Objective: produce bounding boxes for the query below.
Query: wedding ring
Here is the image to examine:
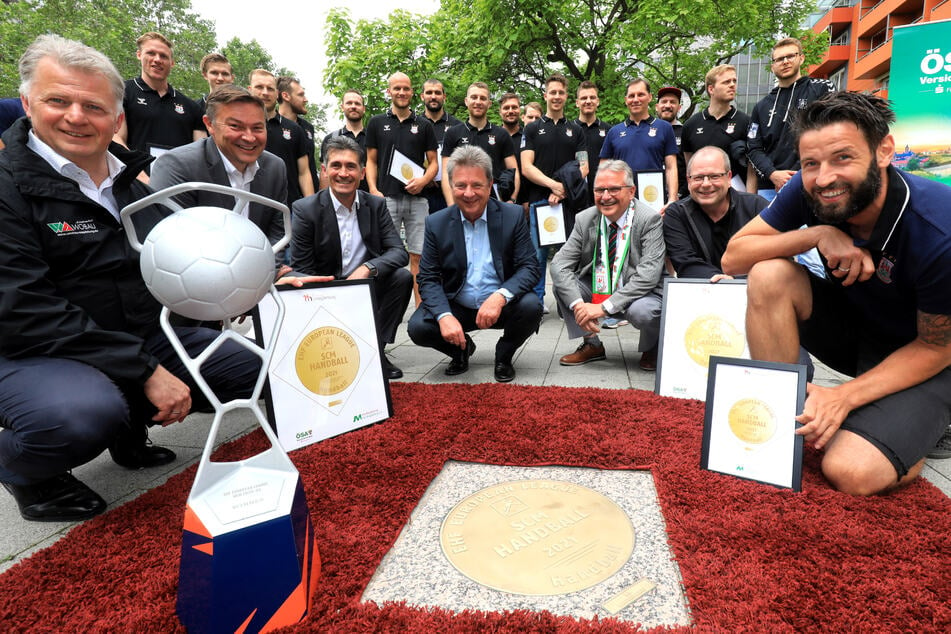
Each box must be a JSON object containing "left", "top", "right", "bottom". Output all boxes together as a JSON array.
[{"left": 837, "top": 267, "right": 850, "bottom": 272}]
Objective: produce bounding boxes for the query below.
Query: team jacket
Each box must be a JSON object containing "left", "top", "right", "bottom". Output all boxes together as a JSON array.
[
  {"left": 0, "top": 118, "right": 167, "bottom": 384},
  {"left": 746, "top": 76, "right": 835, "bottom": 188}
]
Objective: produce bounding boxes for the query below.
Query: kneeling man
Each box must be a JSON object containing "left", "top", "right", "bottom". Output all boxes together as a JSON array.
[
  {"left": 290, "top": 136, "right": 412, "bottom": 379},
  {"left": 408, "top": 146, "right": 541, "bottom": 382},
  {"left": 551, "top": 160, "right": 666, "bottom": 371},
  {"left": 722, "top": 92, "right": 951, "bottom": 495}
]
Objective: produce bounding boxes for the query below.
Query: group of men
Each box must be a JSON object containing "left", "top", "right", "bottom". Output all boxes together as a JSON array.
[{"left": 1, "top": 31, "right": 949, "bottom": 531}]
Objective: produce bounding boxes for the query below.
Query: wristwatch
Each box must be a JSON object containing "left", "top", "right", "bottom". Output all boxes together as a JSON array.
[{"left": 364, "top": 262, "right": 378, "bottom": 278}]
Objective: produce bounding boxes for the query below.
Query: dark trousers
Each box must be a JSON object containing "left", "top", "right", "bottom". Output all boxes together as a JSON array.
[
  {"left": 407, "top": 293, "right": 542, "bottom": 364},
  {"left": 0, "top": 327, "right": 260, "bottom": 485},
  {"left": 374, "top": 268, "right": 414, "bottom": 344}
]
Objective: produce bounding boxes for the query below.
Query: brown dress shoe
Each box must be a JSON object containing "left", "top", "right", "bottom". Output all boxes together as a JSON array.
[
  {"left": 639, "top": 347, "right": 658, "bottom": 371},
  {"left": 559, "top": 340, "right": 606, "bottom": 366}
]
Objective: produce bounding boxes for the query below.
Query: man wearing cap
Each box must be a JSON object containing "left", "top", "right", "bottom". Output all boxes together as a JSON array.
[{"left": 654, "top": 86, "right": 687, "bottom": 199}]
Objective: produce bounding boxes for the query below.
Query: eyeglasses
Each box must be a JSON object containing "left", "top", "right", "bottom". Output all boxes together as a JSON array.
[
  {"left": 772, "top": 53, "right": 800, "bottom": 64},
  {"left": 593, "top": 186, "right": 631, "bottom": 196},
  {"left": 687, "top": 172, "right": 727, "bottom": 184}
]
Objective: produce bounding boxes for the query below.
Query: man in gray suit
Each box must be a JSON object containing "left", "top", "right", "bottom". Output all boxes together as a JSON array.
[
  {"left": 551, "top": 159, "right": 666, "bottom": 371},
  {"left": 290, "top": 136, "right": 412, "bottom": 379},
  {"left": 150, "top": 85, "right": 287, "bottom": 253}
]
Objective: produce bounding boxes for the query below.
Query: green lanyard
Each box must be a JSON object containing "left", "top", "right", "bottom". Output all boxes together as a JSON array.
[{"left": 592, "top": 211, "right": 633, "bottom": 295}]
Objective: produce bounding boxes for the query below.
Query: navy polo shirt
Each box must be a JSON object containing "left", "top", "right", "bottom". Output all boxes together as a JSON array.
[
  {"left": 522, "top": 115, "right": 587, "bottom": 203},
  {"left": 122, "top": 78, "right": 204, "bottom": 157},
  {"left": 265, "top": 114, "right": 308, "bottom": 203},
  {"left": 600, "top": 116, "right": 677, "bottom": 173},
  {"left": 442, "top": 121, "right": 515, "bottom": 179},
  {"left": 365, "top": 110, "right": 438, "bottom": 197},
  {"left": 760, "top": 167, "right": 951, "bottom": 345},
  {"left": 681, "top": 106, "right": 752, "bottom": 176}
]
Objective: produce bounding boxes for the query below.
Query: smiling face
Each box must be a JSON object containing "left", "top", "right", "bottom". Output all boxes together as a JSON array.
[
  {"left": 322, "top": 147, "right": 364, "bottom": 204},
  {"left": 342, "top": 91, "right": 365, "bottom": 123},
  {"left": 136, "top": 38, "right": 174, "bottom": 84},
  {"left": 655, "top": 94, "right": 680, "bottom": 122},
  {"left": 687, "top": 150, "right": 731, "bottom": 213},
  {"left": 248, "top": 72, "right": 278, "bottom": 112},
  {"left": 202, "top": 62, "right": 233, "bottom": 93},
  {"left": 421, "top": 81, "right": 445, "bottom": 114},
  {"left": 206, "top": 101, "right": 267, "bottom": 173},
  {"left": 451, "top": 164, "right": 492, "bottom": 221},
  {"left": 387, "top": 74, "right": 413, "bottom": 110},
  {"left": 625, "top": 81, "right": 651, "bottom": 120},
  {"left": 544, "top": 80, "right": 567, "bottom": 116},
  {"left": 576, "top": 87, "right": 599, "bottom": 117},
  {"left": 799, "top": 121, "right": 891, "bottom": 225},
  {"left": 465, "top": 85, "right": 490, "bottom": 120},
  {"left": 500, "top": 97, "right": 520, "bottom": 126},
  {"left": 593, "top": 168, "right": 634, "bottom": 223},
  {"left": 23, "top": 58, "right": 123, "bottom": 176}
]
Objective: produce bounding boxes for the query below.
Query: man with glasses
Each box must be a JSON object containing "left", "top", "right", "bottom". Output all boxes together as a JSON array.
[
  {"left": 663, "top": 146, "right": 767, "bottom": 281},
  {"left": 746, "top": 37, "right": 835, "bottom": 200},
  {"left": 550, "top": 160, "right": 666, "bottom": 371}
]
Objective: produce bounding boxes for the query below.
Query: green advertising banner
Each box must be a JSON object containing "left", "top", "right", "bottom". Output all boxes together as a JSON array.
[{"left": 889, "top": 20, "right": 951, "bottom": 185}]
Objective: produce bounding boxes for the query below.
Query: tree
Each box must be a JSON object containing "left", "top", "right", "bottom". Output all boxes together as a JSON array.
[
  {"left": 324, "top": 0, "right": 822, "bottom": 124},
  {"left": 1, "top": 0, "right": 217, "bottom": 97},
  {"left": 222, "top": 37, "right": 278, "bottom": 87}
]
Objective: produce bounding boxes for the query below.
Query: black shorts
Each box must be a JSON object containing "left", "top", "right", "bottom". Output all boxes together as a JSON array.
[{"left": 800, "top": 273, "right": 951, "bottom": 476}]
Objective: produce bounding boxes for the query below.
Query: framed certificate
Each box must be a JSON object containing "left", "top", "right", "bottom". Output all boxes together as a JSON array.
[
  {"left": 701, "top": 357, "right": 806, "bottom": 491},
  {"left": 656, "top": 278, "right": 749, "bottom": 400},
  {"left": 635, "top": 171, "right": 664, "bottom": 211},
  {"left": 389, "top": 148, "right": 424, "bottom": 184},
  {"left": 532, "top": 201, "right": 567, "bottom": 247},
  {"left": 253, "top": 279, "right": 392, "bottom": 452}
]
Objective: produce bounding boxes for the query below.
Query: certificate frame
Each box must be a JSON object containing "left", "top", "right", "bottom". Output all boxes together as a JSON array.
[
  {"left": 389, "top": 148, "right": 424, "bottom": 184},
  {"left": 252, "top": 279, "right": 392, "bottom": 452},
  {"left": 701, "top": 356, "right": 806, "bottom": 491},
  {"left": 532, "top": 201, "right": 568, "bottom": 247},
  {"left": 635, "top": 170, "right": 665, "bottom": 211},
  {"left": 656, "top": 278, "right": 749, "bottom": 400}
]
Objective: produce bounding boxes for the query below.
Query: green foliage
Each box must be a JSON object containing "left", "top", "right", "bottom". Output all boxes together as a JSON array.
[
  {"left": 222, "top": 37, "right": 277, "bottom": 87},
  {"left": 324, "top": 0, "right": 824, "bottom": 124}
]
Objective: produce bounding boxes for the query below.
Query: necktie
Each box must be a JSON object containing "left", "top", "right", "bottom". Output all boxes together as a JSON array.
[{"left": 608, "top": 222, "right": 619, "bottom": 265}]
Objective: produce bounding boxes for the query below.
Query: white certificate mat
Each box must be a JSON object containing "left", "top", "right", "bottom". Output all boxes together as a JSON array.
[
  {"left": 254, "top": 280, "right": 392, "bottom": 451},
  {"left": 656, "top": 278, "right": 749, "bottom": 400},
  {"left": 701, "top": 357, "right": 806, "bottom": 491},
  {"left": 389, "top": 148, "right": 424, "bottom": 184},
  {"left": 533, "top": 202, "right": 567, "bottom": 247},
  {"left": 635, "top": 171, "right": 664, "bottom": 211}
]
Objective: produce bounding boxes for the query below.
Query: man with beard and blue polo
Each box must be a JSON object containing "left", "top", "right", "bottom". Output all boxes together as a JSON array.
[
  {"left": 408, "top": 146, "right": 541, "bottom": 383},
  {"left": 722, "top": 92, "right": 951, "bottom": 495}
]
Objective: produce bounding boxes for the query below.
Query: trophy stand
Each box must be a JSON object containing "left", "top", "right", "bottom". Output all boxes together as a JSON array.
[{"left": 121, "top": 184, "right": 320, "bottom": 633}]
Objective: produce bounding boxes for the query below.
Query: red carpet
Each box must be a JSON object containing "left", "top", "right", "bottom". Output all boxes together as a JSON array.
[{"left": 1, "top": 383, "right": 949, "bottom": 632}]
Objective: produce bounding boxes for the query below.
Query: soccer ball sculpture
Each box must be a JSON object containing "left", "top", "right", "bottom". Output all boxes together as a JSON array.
[{"left": 140, "top": 206, "right": 274, "bottom": 321}]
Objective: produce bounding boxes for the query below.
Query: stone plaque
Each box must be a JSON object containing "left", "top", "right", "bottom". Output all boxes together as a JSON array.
[{"left": 439, "top": 479, "right": 635, "bottom": 595}]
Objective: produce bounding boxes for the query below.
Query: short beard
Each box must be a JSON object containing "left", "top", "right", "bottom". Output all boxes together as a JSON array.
[
  {"left": 808, "top": 160, "right": 882, "bottom": 224},
  {"left": 425, "top": 101, "right": 442, "bottom": 113}
]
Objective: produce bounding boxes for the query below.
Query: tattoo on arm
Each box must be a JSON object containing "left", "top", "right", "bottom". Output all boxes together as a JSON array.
[{"left": 918, "top": 311, "right": 951, "bottom": 347}]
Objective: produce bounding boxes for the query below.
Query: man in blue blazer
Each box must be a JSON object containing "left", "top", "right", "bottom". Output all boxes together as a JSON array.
[
  {"left": 150, "top": 85, "right": 287, "bottom": 255},
  {"left": 408, "top": 146, "right": 542, "bottom": 382},
  {"left": 290, "top": 136, "right": 412, "bottom": 379}
]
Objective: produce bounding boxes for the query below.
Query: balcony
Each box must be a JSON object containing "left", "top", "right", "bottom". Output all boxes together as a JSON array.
[
  {"left": 854, "top": 37, "right": 893, "bottom": 79},
  {"left": 814, "top": 6, "right": 857, "bottom": 32},
  {"left": 811, "top": 44, "right": 852, "bottom": 76},
  {"left": 858, "top": 0, "right": 924, "bottom": 37}
]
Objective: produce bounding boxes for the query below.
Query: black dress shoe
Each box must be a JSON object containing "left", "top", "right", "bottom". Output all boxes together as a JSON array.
[
  {"left": 109, "top": 425, "right": 177, "bottom": 470},
  {"left": 382, "top": 358, "right": 403, "bottom": 380},
  {"left": 2, "top": 473, "right": 106, "bottom": 522},
  {"left": 494, "top": 360, "right": 516, "bottom": 383},
  {"left": 445, "top": 336, "right": 476, "bottom": 376}
]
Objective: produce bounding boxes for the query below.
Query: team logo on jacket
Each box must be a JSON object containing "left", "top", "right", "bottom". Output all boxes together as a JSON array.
[
  {"left": 137, "top": 97, "right": 147, "bottom": 105},
  {"left": 48, "top": 219, "right": 98, "bottom": 235},
  {"left": 876, "top": 255, "right": 895, "bottom": 284},
  {"left": 726, "top": 123, "right": 735, "bottom": 134},
  {"left": 748, "top": 123, "right": 759, "bottom": 139},
  {"left": 565, "top": 129, "right": 572, "bottom": 137},
  {"left": 411, "top": 125, "right": 418, "bottom": 134},
  {"left": 648, "top": 127, "right": 657, "bottom": 137},
  {"left": 488, "top": 135, "right": 496, "bottom": 145},
  {"left": 174, "top": 103, "right": 185, "bottom": 114},
  {"left": 383, "top": 124, "right": 391, "bottom": 132},
  {"left": 696, "top": 127, "right": 705, "bottom": 135},
  {"left": 461, "top": 137, "right": 470, "bottom": 144},
  {"left": 282, "top": 128, "right": 291, "bottom": 140},
  {"left": 797, "top": 98, "right": 808, "bottom": 109},
  {"left": 600, "top": 129, "right": 605, "bottom": 137}
]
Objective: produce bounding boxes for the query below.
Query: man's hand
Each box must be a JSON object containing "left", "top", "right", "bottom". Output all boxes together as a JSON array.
[
  {"left": 548, "top": 181, "right": 566, "bottom": 205},
  {"left": 709, "top": 273, "right": 734, "bottom": 283},
  {"left": 476, "top": 292, "right": 506, "bottom": 329},
  {"left": 144, "top": 365, "right": 191, "bottom": 425},
  {"left": 815, "top": 227, "right": 874, "bottom": 286},
  {"left": 438, "top": 315, "right": 467, "bottom": 349},
  {"left": 346, "top": 264, "right": 373, "bottom": 280},
  {"left": 795, "top": 383, "right": 853, "bottom": 449},
  {"left": 770, "top": 170, "right": 796, "bottom": 191},
  {"left": 404, "top": 177, "right": 426, "bottom": 195},
  {"left": 275, "top": 273, "right": 335, "bottom": 287},
  {"left": 573, "top": 301, "right": 606, "bottom": 334}
]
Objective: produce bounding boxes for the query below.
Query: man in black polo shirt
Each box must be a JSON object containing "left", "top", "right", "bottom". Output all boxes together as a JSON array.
[
  {"left": 655, "top": 86, "right": 688, "bottom": 199},
  {"left": 114, "top": 31, "right": 205, "bottom": 171},
  {"left": 319, "top": 89, "right": 367, "bottom": 190},
  {"left": 681, "top": 64, "right": 752, "bottom": 192},
  {"left": 366, "top": 72, "right": 439, "bottom": 305},
  {"left": 420, "top": 78, "right": 462, "bottom": 214},
  {"left": 195, "top": 52, "right": 234, "bottom": 116},
  {"left": 521, "top": 74, "right": 588, "bottom": 308},
  {"left": 277, "top": 76, "right": 319, "bottom": 191},
  {"left": 573, "top": 80, "right": 611, "bottom": 209},
  {"left": 441, "top": 82, "right": 519, "bottom": 205},
  {"left": 249, "top": 69, "right": 314, "bottom": 206}
]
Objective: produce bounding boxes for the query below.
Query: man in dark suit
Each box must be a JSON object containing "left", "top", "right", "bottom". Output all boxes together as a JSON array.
[
  {"left": 290, "top": 136, "right": 412, "bottom": 379},
  {"left": 408, "top": 146, "right": 541, "bottom": 382},
  {"left": 150, "top": 85, "right": 287, "bottom": 255}
]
